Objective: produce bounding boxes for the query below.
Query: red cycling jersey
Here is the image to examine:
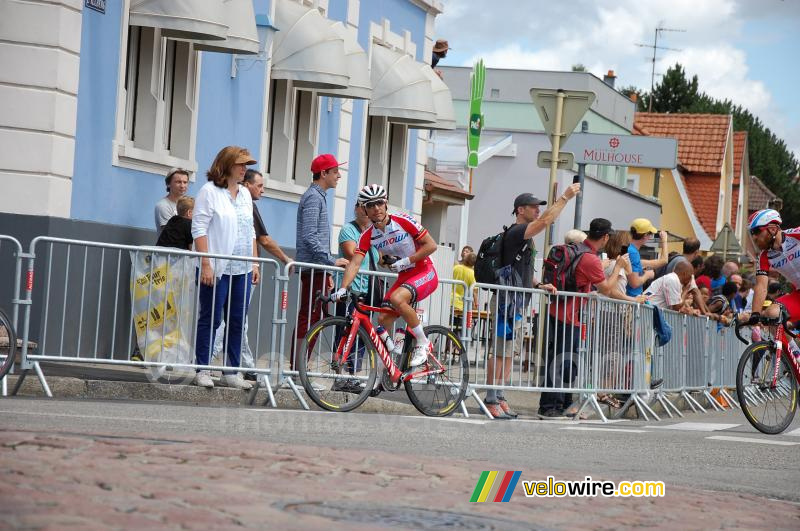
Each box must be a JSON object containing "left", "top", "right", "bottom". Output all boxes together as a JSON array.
[
  {"left": 758, "top": 227, "right": 800, "bottom": 288},
  {"left": 355, "top": 213, "right": 437, "bottom": 305},
  {"left": 758, "top": 226, "right": 800, "bottom": 320}
]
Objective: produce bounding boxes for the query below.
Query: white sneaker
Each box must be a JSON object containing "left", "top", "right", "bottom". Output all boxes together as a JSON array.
[
  {"left": 194, "top": 370, "right": 214, "bottom": 388},
  {"left": 409, "top": 342, "right": 431, "bottom": 367},
  {"left": 220, "top": 373, "right": 253, "bottom": 390}
]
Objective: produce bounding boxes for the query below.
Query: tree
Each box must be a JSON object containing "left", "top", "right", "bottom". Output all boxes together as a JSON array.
[
  {"left": 641, "top": 64, "right": 699, "bottom": 113},
  {"left": 619, "top": 85, "right": 646, "bottom": 110},
  {"left": 626, "top": 63, "right": 800, "bottom": 226},
  {"left": 571, "top": 63, "right": 587, "bottom": 72}
]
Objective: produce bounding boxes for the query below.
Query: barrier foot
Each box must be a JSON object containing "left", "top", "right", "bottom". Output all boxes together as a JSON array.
[
  {"left": 578, "top": 394, "right": 608, "bottom": 423},
  {"left": 702, "top": 390, "right": 723, "bottom": 411},
  {"left": 10, "top": 368, "right": 27, "bottom": 396},
  {"left": 681, "top": 391, "right": 706, "bottom": 413},
  {"left": 470, "top": 389, "right": 493, "bottom": 419},
  {"left": 33, "top": 363, "right": 52, "bottom": 398},
  {"left": 744, "top": 388, "right": 762, "bottom": 406},
  {"left": 633, "top": 394, "right": 660, "bottom": 421},
  {"left": 247, "top": 374, "right": 277, "bottom": 408},
  {"left": 656, "top": 392, "right": 683, "bottom": 418},
  {"left": 615, "top": 395, "right": 636, "bottom": 420},
  {"left": 459, "top": 396, "right": 469, "bottom": 418},
  {"left": 283, "top": 376, "right": 310, "bottom": 411},
  {"left": 262, "top": 375, "right": 277, "bottom": 408},
  {"left": 720, "top": 388, "right": 740, "bottom": 409}
]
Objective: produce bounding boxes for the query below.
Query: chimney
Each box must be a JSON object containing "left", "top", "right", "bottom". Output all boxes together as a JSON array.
[
  {"left": 629, "top": 92, "right": 638, "bottom": 103},
  {"left": 603, "top": 69, "right": 616, "bottom": 88}
]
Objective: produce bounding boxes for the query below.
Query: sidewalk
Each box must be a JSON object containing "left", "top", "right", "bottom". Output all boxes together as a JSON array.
[{"left": 5, "top": 361, "right": 720, "bottom": 421}]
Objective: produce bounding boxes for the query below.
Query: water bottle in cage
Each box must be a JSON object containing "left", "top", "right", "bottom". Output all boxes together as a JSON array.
[{"left": 376, "top": 325, "right": 395, "bottom": 352}]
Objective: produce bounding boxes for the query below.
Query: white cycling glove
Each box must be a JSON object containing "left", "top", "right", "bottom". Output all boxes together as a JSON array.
[
  {"left": 330, "top": 288, "right": 348, "bottom": 302},
  {"left": 389, "top": 257, "right": 411, "bottom": 272}
]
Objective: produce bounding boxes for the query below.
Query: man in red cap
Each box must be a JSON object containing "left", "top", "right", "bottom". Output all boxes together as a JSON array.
[{"left": 291, "top": 154, "right": 349, "bottom": 370}]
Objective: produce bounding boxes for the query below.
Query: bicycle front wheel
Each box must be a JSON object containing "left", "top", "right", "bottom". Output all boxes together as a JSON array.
[
  {"left": 298, "top": 316, "right": 377, "bottom": 412},
  {"left": 403, "top": 325, "right": 469, "bottom": 417},
  {"left": 0, "top": 309, "right": 17, "bottom": 380},
  {"left": 736, "top": 341, "right": 797, "bottom": 434}
]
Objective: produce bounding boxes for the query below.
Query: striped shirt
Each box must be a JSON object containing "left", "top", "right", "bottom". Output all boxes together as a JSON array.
[{"left": 295, "top": 183, "right": 334, "bottom": 265}]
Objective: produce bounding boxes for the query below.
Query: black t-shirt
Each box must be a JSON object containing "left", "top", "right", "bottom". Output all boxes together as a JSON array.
[
  {"left": 501, "top": 223, "right": 535, "bottom": 288},
  {"left": 253, "top": 204, "right": 269, "bottom": 238},
  {"left": 156, "top": 216, "right": 193, "bottom": 250}
]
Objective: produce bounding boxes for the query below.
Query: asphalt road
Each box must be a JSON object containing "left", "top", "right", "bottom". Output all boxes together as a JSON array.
[{"left": 2, "top": 397, "right": 799, "bottom": 528}]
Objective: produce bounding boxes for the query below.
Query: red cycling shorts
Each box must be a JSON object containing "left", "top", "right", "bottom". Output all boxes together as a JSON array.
[
  {"left": 383, "top": 260, "right": 438, "bottom": 306},
  {"left": 776, "top": 290, "right": 800, "bottom": 322}
]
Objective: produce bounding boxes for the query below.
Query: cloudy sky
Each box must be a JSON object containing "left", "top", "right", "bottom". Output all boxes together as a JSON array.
[{"left": 435, "top": 0, "right": 800, "bottom": 159}]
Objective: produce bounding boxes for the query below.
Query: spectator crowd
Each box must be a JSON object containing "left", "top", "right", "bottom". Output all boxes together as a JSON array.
[{"left": 140, "top": 145, "right": 774, "bottom": 420}]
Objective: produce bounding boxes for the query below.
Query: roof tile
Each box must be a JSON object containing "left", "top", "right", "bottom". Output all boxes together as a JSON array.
[
  {"left": 633, "top": 113, "right": 731, "bottom": 174},
  {"left": 682, "top": 173, "right": 721, "bottom": 238},
  {"left": 748, "top": 175, "right": 777, "bottom": 211}
]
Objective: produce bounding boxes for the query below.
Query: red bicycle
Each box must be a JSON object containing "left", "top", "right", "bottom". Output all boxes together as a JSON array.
[
  {"left": 298, "top": 292, "right": 468, "bottom": 416},
  {"left": 734, "top": 307, "right": 799, "bottom": 434}
]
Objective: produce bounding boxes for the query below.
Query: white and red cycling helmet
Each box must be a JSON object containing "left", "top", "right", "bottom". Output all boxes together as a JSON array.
[{"left": 748, "top": 209, "right": 782, "bottom": 233}]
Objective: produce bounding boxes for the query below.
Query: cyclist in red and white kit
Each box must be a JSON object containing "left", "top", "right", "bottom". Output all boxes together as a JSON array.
[
  {"left": 333, "top": 184, "right": 439, "bottom": 367},
  {"left": 743, "top": 209, "right": 800, "bottom": 326}
]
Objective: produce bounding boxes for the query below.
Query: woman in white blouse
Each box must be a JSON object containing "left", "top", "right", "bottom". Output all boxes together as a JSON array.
[{"left": 192, "top": 146, "right": 260, "bottom": 390}]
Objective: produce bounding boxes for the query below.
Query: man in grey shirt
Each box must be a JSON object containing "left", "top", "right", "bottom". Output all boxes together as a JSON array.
[
  {"left": 154, "top": 168, "right": 189, "bottom": 232},
  {"left": 291, "top": 154, "right": 348, "bottom": 368}
]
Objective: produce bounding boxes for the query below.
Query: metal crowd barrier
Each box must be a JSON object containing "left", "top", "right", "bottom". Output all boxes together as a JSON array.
[
  {"left": 258, "top": 261, "right": 476, "bottom": 414},
  {"left": 0, "top": 233, "right": 751, "bottom": 423},
  {"left": 10, "top": 236, "right": 281, "bottom": 405}
]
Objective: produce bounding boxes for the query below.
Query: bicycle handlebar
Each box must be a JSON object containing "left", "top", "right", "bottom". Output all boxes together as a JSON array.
[{"left": 734, "top": 308, "right": 797, "bottom": 345}]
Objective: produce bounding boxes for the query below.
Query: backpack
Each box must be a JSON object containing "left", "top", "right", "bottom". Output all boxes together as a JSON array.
[
  {"left": 474, "top": 225, "right": 530, "bottom": 284},
  {"left": 541, "top": 242, "right": 591, "bottom": 292},
  {"left": 474, "top": 228, "right": 509, "bottom": 284}
]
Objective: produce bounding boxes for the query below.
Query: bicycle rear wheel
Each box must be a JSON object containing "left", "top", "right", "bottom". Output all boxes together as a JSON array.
[
  {"left": 298, "top": 316, "right": 377, "bottom": 412},
  {"left": 736, "top": 341, "right": 797, "bottom": 434},
  {"left": 403, "top": 325, "right": 469, "bottom": 417},
  {"left": 0, "top": 309, "right": 16, "bottom": 379}
]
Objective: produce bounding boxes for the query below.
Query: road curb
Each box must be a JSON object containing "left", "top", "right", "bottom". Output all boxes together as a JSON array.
[{"left": 4, "top": 374, "right": 421, "bottom": 415}]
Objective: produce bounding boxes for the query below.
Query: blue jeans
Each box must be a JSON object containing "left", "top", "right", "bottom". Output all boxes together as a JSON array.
[
  {"left": 195, "top": 271, "right": 251, "bottom": 373},
  {"left": 539, "top": 317, "right": 581, "bottom": 413}
]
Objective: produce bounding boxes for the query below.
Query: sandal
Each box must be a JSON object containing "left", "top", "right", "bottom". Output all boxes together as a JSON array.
[
  {"left": 598, "top": 394, "right": 623, "bottom": 409},
  {"left": 565, "top": 410, "right": 589, "bottom": 420}
]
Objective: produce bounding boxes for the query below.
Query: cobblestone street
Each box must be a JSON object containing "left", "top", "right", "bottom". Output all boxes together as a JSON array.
[{"left": 2, "top": 398, "right": 799, "bottom": 529}]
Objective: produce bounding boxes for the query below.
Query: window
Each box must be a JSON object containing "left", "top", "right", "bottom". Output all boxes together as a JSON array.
[
  {"left": 265, "top": 79, "right": 320, "bottom": 195},
  {"left": 115, "top": 26, "right": 200, "bottom": 174},
  {"left": 364, "top": 115, "right": 408, "bottom": 208}
]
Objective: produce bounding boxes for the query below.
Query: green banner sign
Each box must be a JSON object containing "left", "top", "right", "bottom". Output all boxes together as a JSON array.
[{"left": 467, "top": 59, "right": 485, "bottom": 168}]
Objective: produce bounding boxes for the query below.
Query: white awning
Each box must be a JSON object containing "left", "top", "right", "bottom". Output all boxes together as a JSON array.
[
  {"left": 271, "top": 0, "right": 349, "bottom": 89},
  {"left": 412, "top": 65, "right": 456, "bottom": 130},
  {"left": 129, "top": 0, "right": 228, "bottom": 41},
  {"left": 314, "top": 22, "right": 371, "bottom": 100},
  {"left": 190, "top": 0, "right": 260, "bottom": 55},
  {"left": 369, "top": 45, "right": 437, "bottom": 124}
]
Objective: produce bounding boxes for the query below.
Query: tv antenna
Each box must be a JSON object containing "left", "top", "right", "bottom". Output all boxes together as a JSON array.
[{"left": 636, "top": 23, "right": 686, "bottom": 111}]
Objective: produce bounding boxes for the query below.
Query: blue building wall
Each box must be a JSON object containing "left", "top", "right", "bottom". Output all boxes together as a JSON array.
[
  {"left": 71, "top": 0, "right": 271, "bottom": 232},
  {"left": 356, "top": 0, "right": 426, "bottom": 213},
  {"left": 69, "top": 0, "right": 430, "bottom": 249}
]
